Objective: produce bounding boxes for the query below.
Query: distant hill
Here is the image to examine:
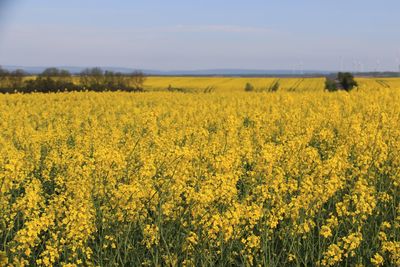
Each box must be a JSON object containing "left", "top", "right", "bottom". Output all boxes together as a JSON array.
[
  {"left": 2, "top": 65, "right": 399, "bottom": 77},
  {"left": 1, "top": 65, "right": 332, "bottom": 76}
]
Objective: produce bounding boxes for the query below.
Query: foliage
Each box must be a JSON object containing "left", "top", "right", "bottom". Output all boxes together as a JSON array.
[
  {"left": 24, "top": 77, "right": 77, "bottom": 93},
  {"left": 325, "top": 73, "right": 358, "bottom": 92},
  {"left": 0, "top": 66, "right": 9, "bottom": 77},
  {"left": 0, "top": 67, "right": 8, "bottom": 87},
  {"left": 325, "top": 78, "right": 338, "bottom": 92},
  {"left": 268, "top": 79, "right": 280, "bottom": 92},
  {"left": 203, "top": 85, "right": 216, "bottom": 93},
  {"left": 338, "top": 72, "right": 358, "bottom": 91},
  {"left": 19, "top": 68, "right": 76, "bottom": 93},
  {"left": 79, "top": 68, "right": 145, "bottom": 92},
  {"left": 130, "top": 71, "right": 146, "bottom": 91},
  {"left": 0, "top": 67, "right": 146, "bottom": 93},
  {"left": 40, "top": 67, "right": 71, "bottom": 78},
  {"left": 1, "top": 90, "right": 400, "bottom": 266},
  {"left": 244, "top": 82, "right": 254, "bottom": 91},
  {"left": 1, "top": 69, "right": 28, "bottom": 90},
  {"left": 79, "top": 67, "right": 105, "bottom": 91}
]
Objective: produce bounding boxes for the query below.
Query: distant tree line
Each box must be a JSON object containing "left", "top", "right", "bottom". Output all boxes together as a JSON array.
[
  {"left": 0, "top": 68, "right": 28, "bottom": 91},
  {"left": 0, "top": 66, "right": 146, "bottom": 93}
]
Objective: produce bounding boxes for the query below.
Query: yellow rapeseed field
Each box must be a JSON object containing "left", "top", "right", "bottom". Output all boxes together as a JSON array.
[
  {"left": 144, "top": 77, "right": 325, "bottom": 92},
  {"left": 356, "top": 77, "right": 400, "bottom": 90},
  {"left": 144, "top": 76, "right": 400, "bottom": 92},
  {"left": 1, "top": 80, "right": 400, "bottom": 266}
]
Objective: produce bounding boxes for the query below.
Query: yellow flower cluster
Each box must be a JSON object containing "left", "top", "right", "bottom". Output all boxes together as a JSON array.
[{"left": 1, "top": 87, "right": 400, "bottom": 266}]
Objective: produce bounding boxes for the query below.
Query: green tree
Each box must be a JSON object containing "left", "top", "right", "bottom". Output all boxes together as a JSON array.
[
  {"left": 0, "top": 66, "right": 9, "bottom": 89},
  {"left": 104, "top": 71, "right": 131, "bottom": 91},
  {"left": 325, "top": 78, "right": 338, "bottom": 92},
  {"left": 337, "top": 72, "right": 358, "bottom": 91},
  {"left": 40, "top": 68, "right": 72, "bottom": 84},
  {"left": 129, "top": 71, "right": 146, "bottom": 91},
  {"left": 40, "top": 67, "right": 61, "bottom": 77},
  {"left": 8, "top": 69, "right": 27, "bottom": 90},
  {"left": 244, "top": 82, "right": 254, "bottom": 92},
  {"left": 80, "top": 67, "right": 105, "bottom": 91}
]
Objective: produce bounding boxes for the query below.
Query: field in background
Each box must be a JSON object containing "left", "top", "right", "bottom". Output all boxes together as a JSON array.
[
  {"left": 356, "top": 77, "right": 400, "bottom": 90},
  {"left": 144, "top": 76, "right": 400, "bottom": 92},
  {"left": 144, "top": 77, "right": 326, "bottom": 92},
  {"left": 12, "top": 76, "right": 400, "bottom": 93}
]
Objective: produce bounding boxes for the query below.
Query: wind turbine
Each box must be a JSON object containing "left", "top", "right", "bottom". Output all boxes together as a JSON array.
[
  {"left": 352, "top": 60, "right": 358, "bottom": 74},
  {"left": 375, "top": 59, "right": 381, "bottom": 72},
  {"left": 397, "top": 49, "right": 400, "bottom": 74},
  {"left": 340, "top": 57, "right": 344, "bottom": 72},
  {"left": 358, "top": 61, "right": 364, "bottom": 73},
  {"left": 396, "top": 57, "right": 400, "bottom": 76},
  {"left": 300, "top": 61, "right": 304, "bottom": 75}
]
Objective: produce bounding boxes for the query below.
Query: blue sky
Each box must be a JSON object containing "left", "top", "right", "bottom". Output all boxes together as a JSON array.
[{"left": 0, "top": 0, "right": 400, "bottom": 71}]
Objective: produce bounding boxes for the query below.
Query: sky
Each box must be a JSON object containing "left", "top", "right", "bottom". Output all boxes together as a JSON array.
[{"left": 0, "top": 0, "right": 400, "bottom": 71}]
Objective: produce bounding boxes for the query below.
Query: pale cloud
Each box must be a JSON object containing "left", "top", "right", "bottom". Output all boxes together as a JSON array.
[
  {"left": 1, "top": 24, "right": 273, "bottom": 36},
  {"left": 161, "top": 25, "right": 272, "bottom": 33},
  {"left": 103, "top": 24, "right": 273, "bottom": 34}
]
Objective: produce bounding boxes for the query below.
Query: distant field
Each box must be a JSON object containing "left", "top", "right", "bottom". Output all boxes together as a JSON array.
[
  {"left": 144, "top": 77, "right": 326, "bottom": 92},
  {"left": 356, "top": 77, "right": 400, "bottom": 90},
  {"left": 14, "top": 76, "right": 400, "bottom": 93},
  {"left": 144, "top": 76, "right": 400, "bottom": 92}
]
